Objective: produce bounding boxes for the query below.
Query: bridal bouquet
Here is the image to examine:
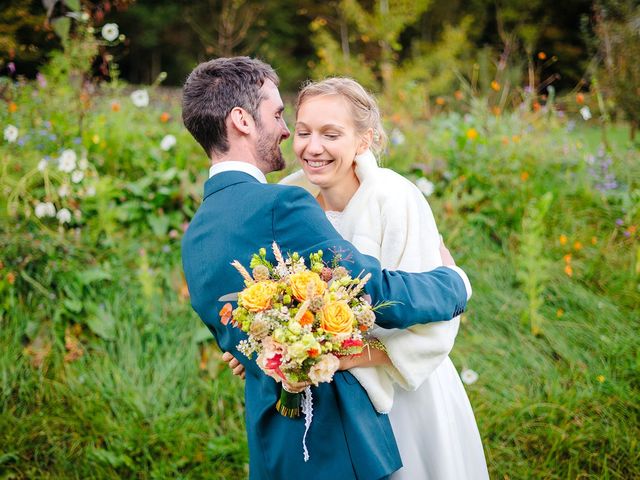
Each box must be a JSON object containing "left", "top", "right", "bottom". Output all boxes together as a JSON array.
[{"left": 220, "top": 242, "right": 377, "bottom": 418}]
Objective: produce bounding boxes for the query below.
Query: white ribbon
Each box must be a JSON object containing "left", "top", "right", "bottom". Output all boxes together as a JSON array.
[{"left": 301, "top": 386, "right": 313, "bottom": 462}]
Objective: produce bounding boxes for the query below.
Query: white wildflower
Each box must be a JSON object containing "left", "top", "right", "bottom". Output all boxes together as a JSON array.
[
  {"left": 101, "top": 23, "right": 119, "bottom": 42},
  {"left": 56, "top": 208, "right": 72, "bottom": 224},
  {"left": 460, "top": 368, "right": 479, "bottom": 385},
  {"left": 4, "top": 125, "right": 18, "bottom": 143},
  {"left": 71, "top": 170, "right": 84, "bottom": 183},
  {"left": 58, "top": 149, "right": 77, "bottom": 173},
  {"left": 130, "top": 89, "right": 149, "bottom": 108},
  {"left": 78, "top": 158, "right": 89, "bottom": 170},
  {"left": 58, "top": 184, "right": 70, "bottom": 198},
  {"left": 37, "top": 159, "right": 48, "bottom": 172},
  {"left": 160, "top": 134, "right": 176, "bottom": 151},
  {"left": 35, "top": 201, "right": 56, "bottom": 218},
  {"left": 579, "top": 106, "right": 592, "bottom": 121},
  {"left": 85, "top": 186, "right": 96, "bottom": 197},
  {"left": 415, "top": 177, "right": 435, "bottom": 197}
]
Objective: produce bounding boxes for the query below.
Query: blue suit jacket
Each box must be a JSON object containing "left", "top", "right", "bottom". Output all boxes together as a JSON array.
[{"left": 181, "top": 171, "right": 468, "bottom": 480}]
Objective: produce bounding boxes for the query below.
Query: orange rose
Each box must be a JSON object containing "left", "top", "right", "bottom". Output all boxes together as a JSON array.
[
  {"left": 239, "top": 281, "right": 277, "bottom": 312},
  {"left": 289, "top": 271, "right": 326, "bottom": 301},
  {"left": 320, "top": 301, "right": 354, "bottom": 335}
]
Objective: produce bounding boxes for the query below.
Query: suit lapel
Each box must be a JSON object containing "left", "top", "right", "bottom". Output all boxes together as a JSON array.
[{"left": 203, "top": 171, "right": 260, "bottom": 201}]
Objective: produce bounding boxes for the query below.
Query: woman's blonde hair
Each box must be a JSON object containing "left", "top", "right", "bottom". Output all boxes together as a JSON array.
[{"left": 296, "top": 77, "right": 387, "bottom": 155}]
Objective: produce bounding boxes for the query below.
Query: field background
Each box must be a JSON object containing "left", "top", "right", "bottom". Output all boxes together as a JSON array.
[{"left": 1, "top": 1, "right": 639, "bottom": 478}]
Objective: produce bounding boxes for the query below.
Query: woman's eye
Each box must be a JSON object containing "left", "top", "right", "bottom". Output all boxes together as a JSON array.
[
  {"left": 295, "top": 131, "right": 310, "bottom": 137},
  {"left": 325, "top": 134, "right": 339, "bottom": 140}
]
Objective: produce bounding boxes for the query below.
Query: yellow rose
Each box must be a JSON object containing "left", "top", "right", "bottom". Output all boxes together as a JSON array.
[
  {"left": 320, "top": 301, "right": 354, "bottom": 335},
  {"left": 289, "top": 271, "right": 326, "bottom": 301},
  {"left": 239, "top": 281, "right": 277, "bottom": 312}
]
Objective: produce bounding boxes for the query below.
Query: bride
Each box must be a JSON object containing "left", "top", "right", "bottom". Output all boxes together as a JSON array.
[{"left": 227, "top": 77, "right": 489, "bottom": 479}]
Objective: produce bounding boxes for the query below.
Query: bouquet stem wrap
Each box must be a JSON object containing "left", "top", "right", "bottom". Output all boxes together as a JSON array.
[{"left": 276, "top": 388, "right": 302, "bottom": 418}]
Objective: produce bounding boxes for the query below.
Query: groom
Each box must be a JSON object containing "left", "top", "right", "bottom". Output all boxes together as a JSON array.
[{"left": 181, "top": 57, "right": 470, "bottom": 480}]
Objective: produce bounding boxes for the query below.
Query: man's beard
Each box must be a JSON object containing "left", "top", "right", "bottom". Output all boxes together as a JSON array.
[{"left": 256, "top": 125, "right": 285, "bottom": 173}]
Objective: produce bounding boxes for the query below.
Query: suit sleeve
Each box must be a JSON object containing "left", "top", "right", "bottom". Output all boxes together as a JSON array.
[{"left": 271, "top": 186, "right": 468, "bottom": 329}]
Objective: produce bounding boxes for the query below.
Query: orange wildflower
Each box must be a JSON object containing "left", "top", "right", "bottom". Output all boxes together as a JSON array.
[
  {"left": 492, "top": 106, "right": 501, "bottom": 116},
  {"left": 466, "top": 128, "right": 478, "bottom": 140},
  {"left": 556, "top": 308, "right": 564, "bottom": 318},
  {"left": 629, "top": 225, "right": 637, "bottom": 234},
  {"left": 564, "top": 253, "right": 572, "bottom": 264},
  {"left": 6, "top": 272, "right": 15, "bottom": 285},
  {"left": 573, "top": 241, "right": 583, "bottom": 251},
  {"left": 160, "top": 112, "right": 170, "bottom": 123},
  {"left": 111, "top": 101, "right": 121, "bottom": 112},
  {"left": 538, "top": 51, "right": 547, "bottom": 60},
  {"left": 533, "top": 101, "right": 541, "bottom": 112},
  {"left": 435, "top": 97, "right": 446, "bottom": 106},
  {"left": 219, "top": 302, "right": 233, "bottom": 325},
  {"left": 501, "top": 136, "right": 510, "bottom": 145},
  {"left": 576, "top": 93, "right": 585, "bottom": 104},
  {"left": 454, "top": 90, "right": 464, "bottom": 100},
  {"left": 490, "top": 80, "right": 500, "bottom": 91},
  {"left": 520, "top": 171, "right": 529, "bottom": 181},
  {"left": 564, "top": 264, "right": 573, "bottom": 277},
  {"left": 559, "top": 234, "right": 568, "bottom": 245},
  {"left": 8, "top": 102, "right": 17, "bottom": 113},
  {"left": 591, "top": 236, "right": 597, "bottom": 245},
  {"left": 299, "top": 310, "right": 315, "bottom": 326}
]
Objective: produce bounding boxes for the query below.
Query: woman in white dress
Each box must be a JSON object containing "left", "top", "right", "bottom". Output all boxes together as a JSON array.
[{"left": 280, "top": 77, "right": 489, "bottom": 480}]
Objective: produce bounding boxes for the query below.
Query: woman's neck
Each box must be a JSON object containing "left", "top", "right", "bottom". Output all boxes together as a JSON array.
[{"left": 316, "top": 170, "right": 360, "bottom": 212}]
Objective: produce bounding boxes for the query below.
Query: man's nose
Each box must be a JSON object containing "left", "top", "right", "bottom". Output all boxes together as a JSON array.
[{"left": 281, "top": 122, "right": 291, "bottom": 140}]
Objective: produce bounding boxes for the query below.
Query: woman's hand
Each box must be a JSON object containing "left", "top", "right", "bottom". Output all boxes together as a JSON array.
[
  {"left": 221, "top": 352, "right": 245, "bottom": 379},
  {"left": 338, "top": 344, "right": 391, "bottom": 370}
]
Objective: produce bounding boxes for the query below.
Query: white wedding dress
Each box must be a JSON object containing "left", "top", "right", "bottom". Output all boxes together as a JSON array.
[{"left": 282, "top": 151, "right": 489, "bottom": 479}]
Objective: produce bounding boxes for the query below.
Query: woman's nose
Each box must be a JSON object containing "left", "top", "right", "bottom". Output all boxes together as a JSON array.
[{"left": 307, "top": 134, "right": 323, "bottom": 154}]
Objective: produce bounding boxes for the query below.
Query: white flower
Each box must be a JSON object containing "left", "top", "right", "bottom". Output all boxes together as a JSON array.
[
  {"left": 4, "top": 125, "right": 18, "bottom": 143},
  {"left": 390, "top": 128, "right": 405, "bottom": 146},
  {"left": 130, "top": 89, "right": 149, "bottom": 108},
  {"left": 35, "top": 202, "right": 56, "bottom": 218},
  {"left": 78, "top": 158, "right": 89, "bottom": 170},
  {"left": 160, "top": 134, "right": 176, "bottom": 151},
  {"left": 37, "top": 159, "right": 48, "bottom": 172},
  {"left": 71, "top": 170, "right": 84, "bottom": 183},
  {"left": 579, "top": 106, "right": 592, "bottom": 121},
  {"left": 58, "top": 149, "right": 77, "bottom": 173},
  {"left": 308, "top": 354, "right": 340, "bottom": 386},
  {"left": 101, "top": 23, "right": 119, "bottom": 42},
  {"left": 58, "top": 184, "right": 70, "bottom": 198},
  {"left": 85, "top": 186, "right": 96, "bottom": 197},
  {"left": 415, "top": 177, "right": 435, "bottom": 197},
  {"left": 56, "top": 208, "right": 72, "bottom": 224},
  {"left": 460, "top": 368, "right": 479, "bottom": 385}
]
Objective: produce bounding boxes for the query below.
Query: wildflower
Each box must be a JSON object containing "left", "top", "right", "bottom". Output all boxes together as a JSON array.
[
  {"left": 160, "top": 134, "right": 177, "bottom": 151},
  {"left": 101, "top": 23, "right": 119, "bottom": 42},
  {"left": 78, "top": 158, "right": 89, "bottom": 170},
  {"left": 460, "top": 368, "right": 479, "bottom": 385},
  {"left": 454, "top": 90, "right": 464, "bottom": 100},
  {"left": 130, "top": 89, "right": 149, "bottom": 108},
  {"left": 629, "top": 225, "right": 637, "bottom": 234},
  {"left": 56, "top": 208, "right": 72, "bottom": 224},
  {"left": 111, "top": 101, "right": 121, "bottom": 112},
  {"left": 36, "top": 73, "right": 47, "bottom": 88},
  {"left": 579, "top": 106, "right": 592, "bottom": 121},
  {"left": 35, "top": 202, "right": 56, "bottom": 218},
  {"left": 415, "top": 177, "right": 435, "bottom": 197},
  {"left": 512, "top": 135, "right": 521, "bottom": 143},
  {"left": 591, "top": 236, "right": 597, "bottom": 245},
  {"left": 85, "top": 186, "right": 96, "bottom": 197},
  {"left": 615, "top": 218, "right": 624, "bottom": 227},
  {"left": 537, "top": 51, "right": 547, "bottom": 60},
  {"left": 160, "top": 112, "right": 170, "bottom": 123},
  {"left": 8, "top": 102, "right": 17, "bottom": 113},
  {"left": 492, "top": 106, "right": 501, "bottom": 116},
  {"left": 71, "top": 170, "right": 84, "bottom": 183},
  {"left": 390, "top": 128, "right": 405, "bottom": 146},
  {"left": 597, "top": 375, "right": 605, "bottom": 383},
  {"left": 576, "top": 93, "right": 585, "bottom": 104},
  {"left": 520, "top": 171, "right": 529, "bottom": 181},
  {"left": 92, "top": 134, "right": 100, "bottom": 144},
  {"left": 564, "top": 254, "right": 572, "bottom": 264},
  {"left": 533, "top": 102, "right": 541, "bottom": 112},
  {"left": 564, "top": 264, "right": 573, "bottom": 277},
  {"left": 435, "top": 97, "right": 446, "bottom": 106},
  {"left": 559, "top": 234, "right": 568, "bottom": 245},
  {"left": 4, "top": 125, "right": 18, "bottom": 143},
  {"left": 37, "top": 159, "right": 48, "bottom": 171},
  {"left": 573, "top": 241, "right": 583, "bottom": 251},
  {"left": 58, "top": 149, "right": 77, "bottom": 172},
  {"left": 7, "top": 272, "right": 16, "bottom": 285},
  {"left": 490, "top": 81, "right": 500, "bottom": 91},
  {"left": 58, "top": 184, "right": 70, "bottom": 198},
  {"left": 466, "top": 128, "right": 478, "bottom": 140},
  {"left": 556, "top": 308, "right": 564, "bottom": 318},
  {"left": 501, "top": 136, "right": 509, "bottom": 145}
]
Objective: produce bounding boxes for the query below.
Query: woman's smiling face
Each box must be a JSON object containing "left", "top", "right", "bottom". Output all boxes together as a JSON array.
[{"left": 293, "top": 94, "right": 366, "bottom": 190}]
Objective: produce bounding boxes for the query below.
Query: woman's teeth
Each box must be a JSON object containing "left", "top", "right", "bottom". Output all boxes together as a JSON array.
[{"left": 306, "top": 160, "right": 331, "bottom": 168}]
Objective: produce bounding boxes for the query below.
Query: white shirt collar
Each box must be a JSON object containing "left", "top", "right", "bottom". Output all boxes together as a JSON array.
[{"left": 208, "top": 161, "right": 267, "bottom": 184}]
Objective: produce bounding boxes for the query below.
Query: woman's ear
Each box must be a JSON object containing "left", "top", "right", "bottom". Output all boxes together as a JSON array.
[
  {"left": 228, "top": 107, "right": 254, "bottom": 135},
  {"left": 356, "top": 128, "right": 374, "bottom": 155}
]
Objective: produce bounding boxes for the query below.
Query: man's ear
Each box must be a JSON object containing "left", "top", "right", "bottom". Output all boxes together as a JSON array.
[
  {"left": 229, "top": 107, "right": 254, "bottom": 135},
  {"left": 356, "top": 128, "right": 374, "bottom": 155}
]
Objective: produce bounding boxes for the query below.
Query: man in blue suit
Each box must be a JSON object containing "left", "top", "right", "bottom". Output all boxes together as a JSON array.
[{"left": 181, "top": 57, "right": 471, "bottom": 479}]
